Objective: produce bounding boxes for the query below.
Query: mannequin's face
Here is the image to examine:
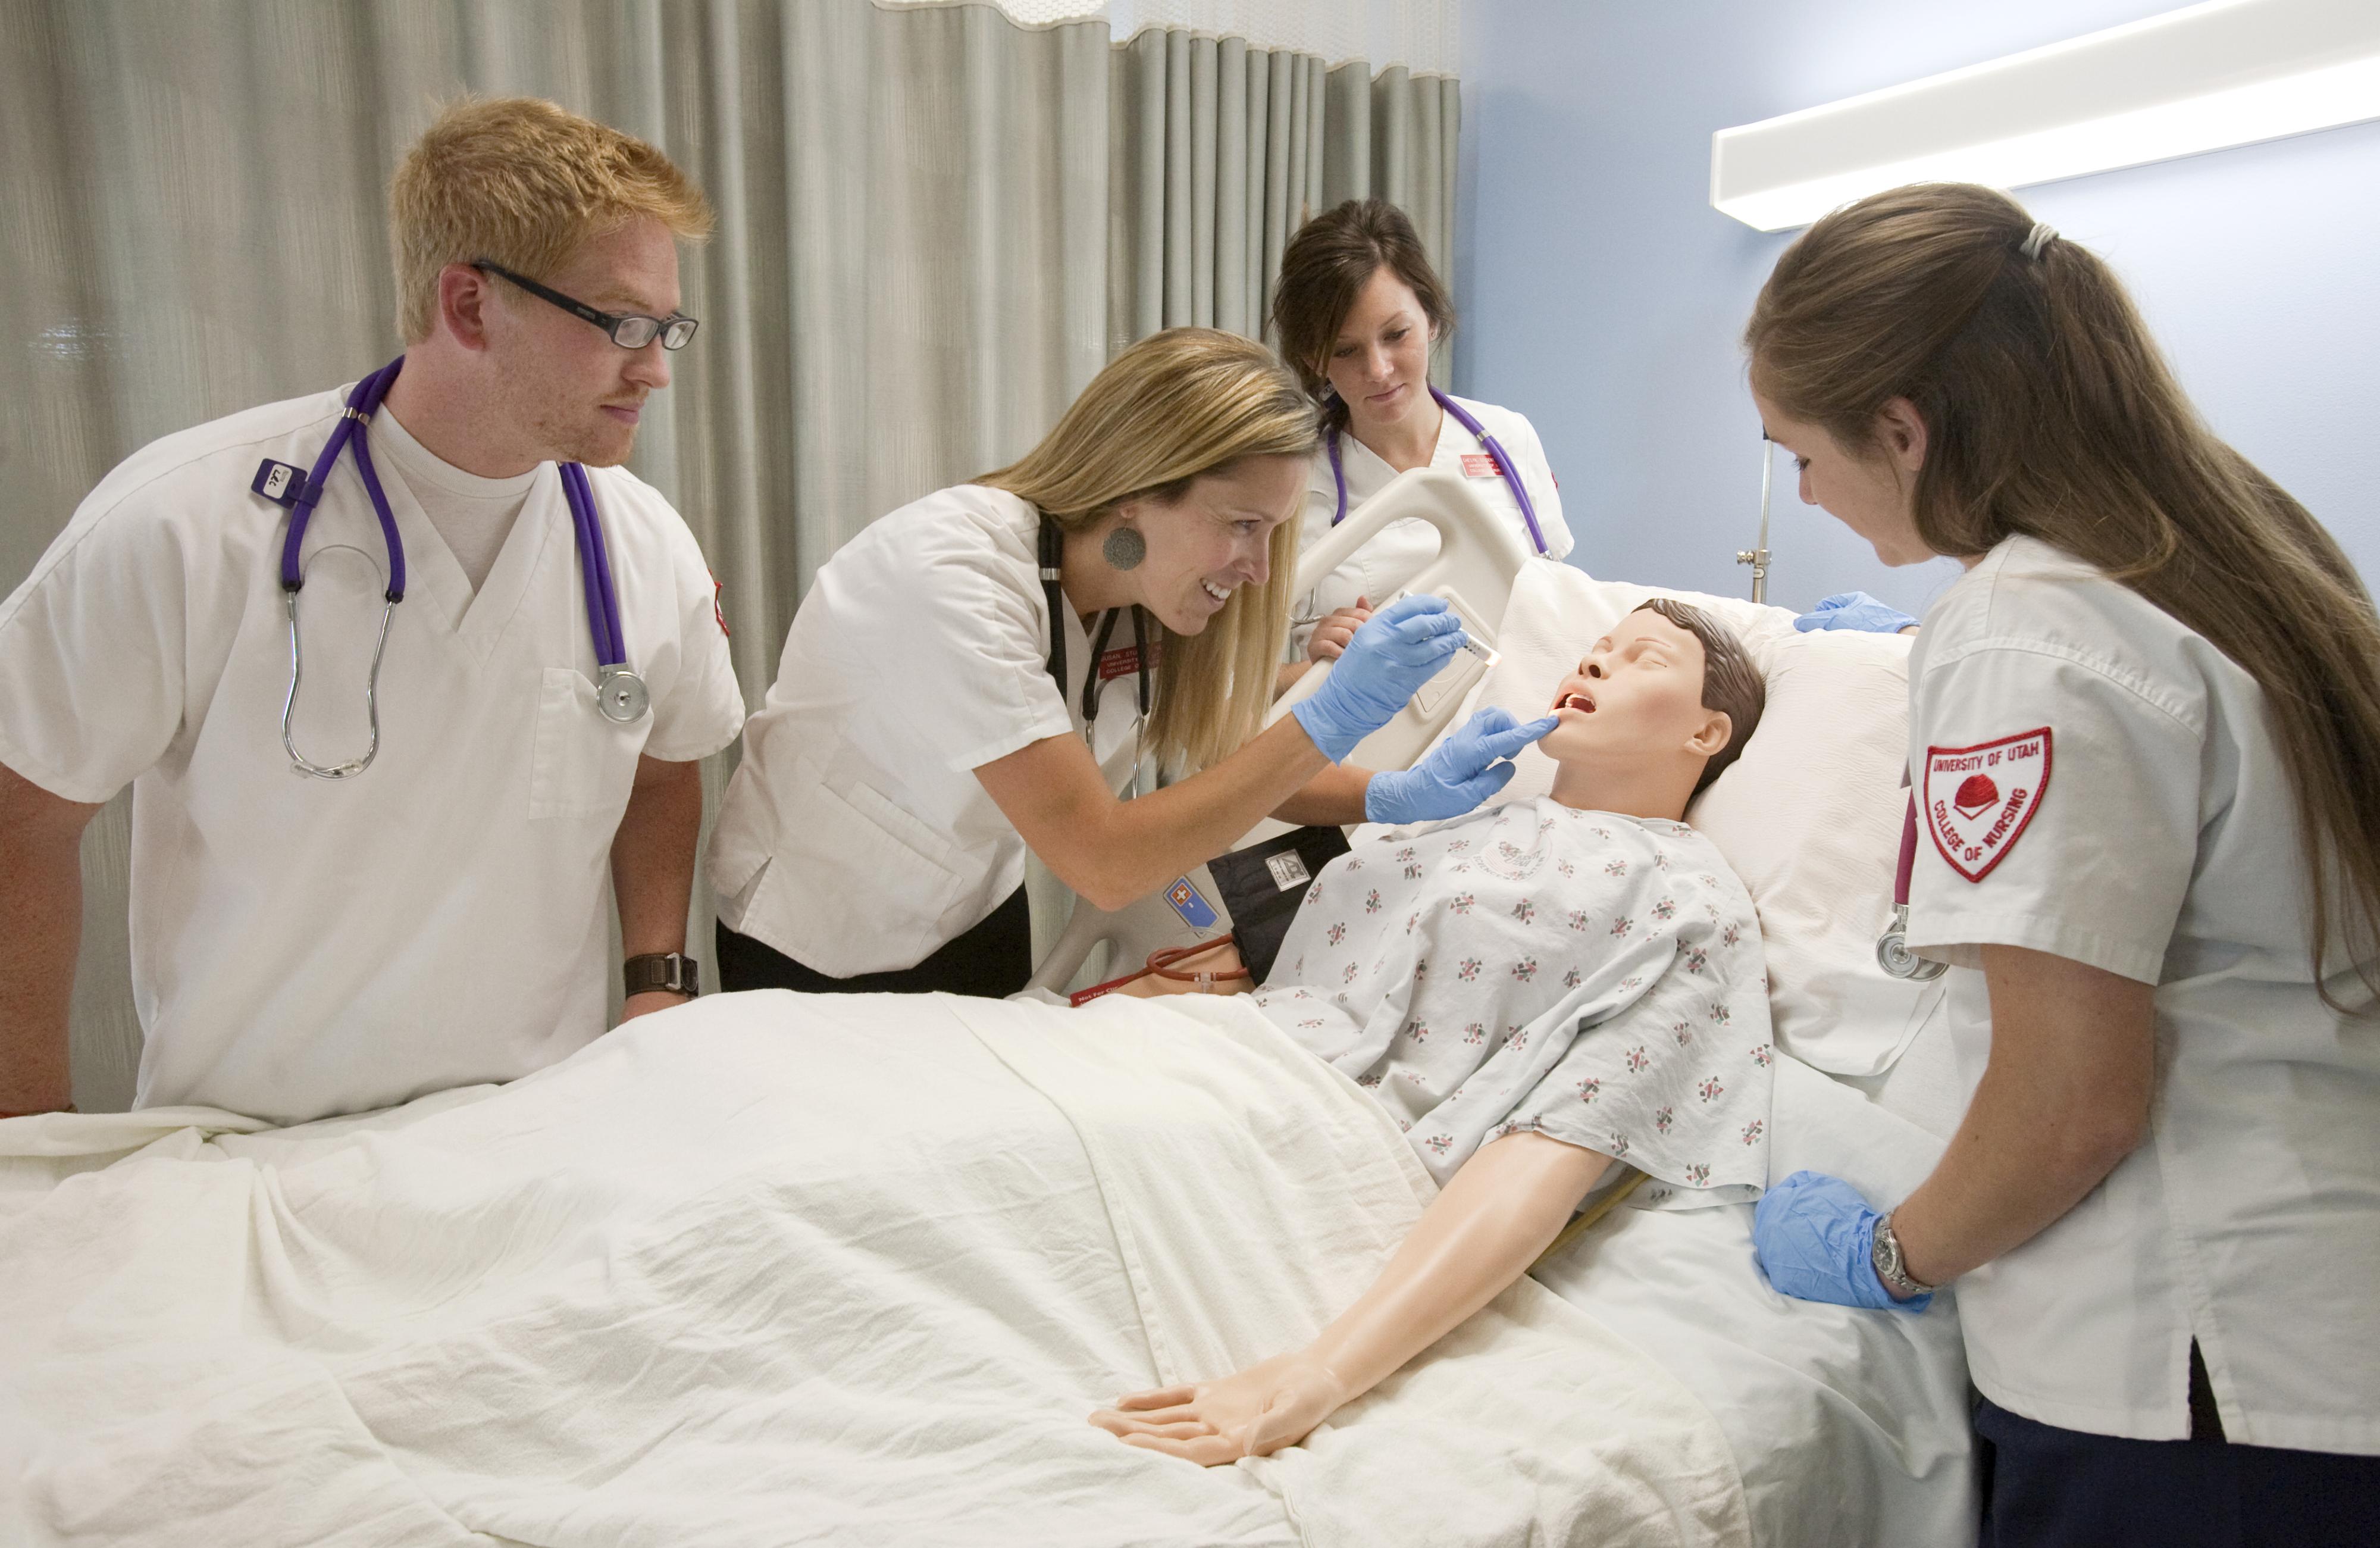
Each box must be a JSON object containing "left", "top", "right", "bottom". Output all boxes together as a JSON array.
[
  {"left": 1538, "top": 610, "right": 1730, "bottom": 770},
  {"left": 1113, "top": 454, "right": 1304, "bottom": 634},
  {"left": 1323, "top": 267, "right": 1434, "bottom": 442},
  {"left": 1751, "top": 384, "right": 1933, "bottom": 567}
]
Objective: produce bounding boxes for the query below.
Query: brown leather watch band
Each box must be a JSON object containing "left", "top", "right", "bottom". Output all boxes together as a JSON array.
[{"left": 624, "top": 952, "right": 700, "bottom": 998}]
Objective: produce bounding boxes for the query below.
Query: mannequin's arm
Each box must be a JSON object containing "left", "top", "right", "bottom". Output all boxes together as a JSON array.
[{"left": 1089, "top": 1129, "right": 1610, "bottom": 1464}]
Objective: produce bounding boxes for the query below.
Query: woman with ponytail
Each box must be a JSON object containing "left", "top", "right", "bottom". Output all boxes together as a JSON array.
[{"left": 1742, "top": 184, "right": 2379, "bottom": 1544}]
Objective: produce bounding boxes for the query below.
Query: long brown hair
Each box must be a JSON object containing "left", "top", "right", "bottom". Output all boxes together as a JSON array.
[
  {"left": 977, "top": 328, "right": 1316, "bottom": 771},
  {"left": 1270, "top": 198, "right": 1455, "bottom": 433},
  {"left": 1746, "top": 182, "right": 2380, "bottom": 1003}
]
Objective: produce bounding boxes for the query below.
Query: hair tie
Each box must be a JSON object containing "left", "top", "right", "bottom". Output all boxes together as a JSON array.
[{"left": 2019, "top": 222, "right": 2058, "bottom": 261}]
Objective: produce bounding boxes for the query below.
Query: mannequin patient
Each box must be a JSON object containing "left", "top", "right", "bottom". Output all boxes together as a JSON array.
[{"left": 1091, "top": 599, "right": 1775, "bottom": 1465}]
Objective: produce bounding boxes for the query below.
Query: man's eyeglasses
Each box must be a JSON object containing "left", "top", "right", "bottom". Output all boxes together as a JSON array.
[{"left": 472, "top": 260, "right": 700, "bottom": 351}]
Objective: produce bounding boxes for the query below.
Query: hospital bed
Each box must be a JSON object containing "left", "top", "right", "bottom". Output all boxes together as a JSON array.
[
  {"left": 1030, "top": 470, "right": 1981, "bottom": 1544},
  {"left": 0, "top": 474, "right": 1976, "bottom": 1546}
]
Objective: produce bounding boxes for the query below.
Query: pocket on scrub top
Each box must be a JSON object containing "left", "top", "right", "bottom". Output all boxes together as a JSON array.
[
  {"left": 771, "top": 778, "right": 969, "bottom": 970},
  {"left": 528, "top": 665, "right": 649, "bottom": 820}
]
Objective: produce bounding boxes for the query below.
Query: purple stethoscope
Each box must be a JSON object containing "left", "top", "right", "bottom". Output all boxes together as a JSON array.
[
  {"left": 274, "top": 355, "right": 644, "bottom": 781},
  {"left": 1326, "top": 386, "right": 1551, "bottom": 555}
]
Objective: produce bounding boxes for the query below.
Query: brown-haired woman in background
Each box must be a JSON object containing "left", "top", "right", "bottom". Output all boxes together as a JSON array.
[
  {"left": 1742, "top": 183, "right": 2380, "bottom": 1546},
  {"left": 706, "top": 328, "right": 1541, "bottom": 998},
  {"left": 1267, "top": 199, "right": 1576, "bottom": 688}
]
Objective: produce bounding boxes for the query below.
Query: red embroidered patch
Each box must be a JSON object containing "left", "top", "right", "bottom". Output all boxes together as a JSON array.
[
  {"left": 1460, "top": 452, "right": 1504, "bottom": 479},
  {"left": 709, "top": 569, "right": 730, "bottom": 637},
  {"left": 1922, "top": 728, "right": 2051, "bottom": 881}
]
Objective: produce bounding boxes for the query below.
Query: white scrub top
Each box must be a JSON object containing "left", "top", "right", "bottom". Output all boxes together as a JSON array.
[
  {"left": 1290, "top": 393, "right": 1570, "bottom": 657},
  {"left": 1903, "top": 534, "right": 2380, "bottom": 1454},
  {"left": 707, "top": 485, "right": 1151, "bottom": 978},
  {"left": 0, "top": 384, "right": 746, "bottom": 1125}
]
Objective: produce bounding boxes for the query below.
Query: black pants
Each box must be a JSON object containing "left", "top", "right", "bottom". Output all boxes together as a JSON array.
[
  {"left": 715, "top": 887, "right": 1032, "bottom": 999},
  {"left": 1977, "top": 1349, "right": 2380, "bottom": 1548}
]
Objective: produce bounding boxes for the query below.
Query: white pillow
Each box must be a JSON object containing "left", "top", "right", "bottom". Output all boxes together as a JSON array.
[{"left": 1450, "top": 559, "right": 1945, "bottom": 1076}]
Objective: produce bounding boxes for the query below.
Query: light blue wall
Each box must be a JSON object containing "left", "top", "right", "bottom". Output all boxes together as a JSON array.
[{"left": 1453, "top": 0, "right": 2380, "bottom": 617}]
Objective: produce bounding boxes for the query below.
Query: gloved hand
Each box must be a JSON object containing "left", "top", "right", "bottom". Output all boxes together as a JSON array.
[
  {"left": 1752, "top": 1170, "right": 1931, "bottom": 1313},
  {"left": 1795, "top": 591, "right": 1918, "bottom": 635},
  {"left": 1291, "top": 593, "right": 1467, "bottom": 762},
  {"left": 1366, "top": 707, "right": 1559, "bottom": 824}
]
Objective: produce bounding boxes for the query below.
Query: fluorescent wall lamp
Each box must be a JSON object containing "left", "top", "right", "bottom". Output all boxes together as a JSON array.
[{"left": 1711, "top": 0, "right": 2380, "bottom": 232}]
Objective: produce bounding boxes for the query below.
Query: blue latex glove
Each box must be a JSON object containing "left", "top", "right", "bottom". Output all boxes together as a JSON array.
[
  {"left": 1794, "top": 591, "right": 1918, "bottom": 635},
  {"left": 1291, "top": 593, "right": 1468, "bottom": 762},
  {"left": 1752, "top": 1170, "right": 1931, "bottom": 1313},
  {"left": 1365, "top": 707, "right": 1560, "bottom": 824}
]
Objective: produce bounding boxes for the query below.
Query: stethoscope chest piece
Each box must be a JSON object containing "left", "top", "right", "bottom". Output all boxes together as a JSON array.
[
  {"left": 1876, "top": 903, "right": 1946, "bottom": 981},
  {"left": 1878, "top": 792, "right": 1949, "bottom": 981},
  {"left": 596, "top": 665, "right": 650, "bottom": 724}
]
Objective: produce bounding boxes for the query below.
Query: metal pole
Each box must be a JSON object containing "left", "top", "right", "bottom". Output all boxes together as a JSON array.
[{"left": 1737, "top": 437, "right": 1774, "bottom": 604}]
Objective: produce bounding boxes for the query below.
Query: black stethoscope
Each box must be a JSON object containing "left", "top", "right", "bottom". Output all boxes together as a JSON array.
[
  {"left": 1039, "top": 515, "right": 1153, "bottom": 789},
  {"left": 268, "top": 355, "right": 644, "bottom": 780}
]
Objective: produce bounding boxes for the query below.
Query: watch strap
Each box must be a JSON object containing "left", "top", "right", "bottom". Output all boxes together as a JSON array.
[
  {"left": 625, "top": 952, "right": 700, "bottom": 999},
  {"left": 1872, "top": 1212, "right": 1937, "bottom": 1297}
]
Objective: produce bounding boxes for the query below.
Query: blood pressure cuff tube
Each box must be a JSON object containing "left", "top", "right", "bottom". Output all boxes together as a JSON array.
[{"left": 1204, "top": 825, "right": 1352, "bottom": 985}]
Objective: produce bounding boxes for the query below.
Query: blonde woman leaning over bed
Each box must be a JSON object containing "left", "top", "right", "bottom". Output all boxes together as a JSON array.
[{"left": 1091, "top": 600, "right": 1774, "bottom": 1465}]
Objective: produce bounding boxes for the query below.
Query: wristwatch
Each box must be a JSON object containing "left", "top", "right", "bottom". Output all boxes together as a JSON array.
[
  {"left": 1871, "top": 1212, "right": 1938, "bottom": 1300},
  {"left": 624, "top": 952, "right": 701, "bottom": 999}
]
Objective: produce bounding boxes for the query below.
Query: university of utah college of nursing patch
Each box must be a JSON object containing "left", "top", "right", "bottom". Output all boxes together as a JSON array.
[{"left": 1923, "top": 728, "right": 2052, "bottom": 881}]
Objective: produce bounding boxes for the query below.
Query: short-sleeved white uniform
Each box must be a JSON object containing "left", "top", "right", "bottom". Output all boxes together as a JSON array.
[
  {"left": 707, "top": 486, "right": 1151, "bottom": 978},
  {"left": 0, "top": 385, "right": 746, "bottom": 1125},
  {"left": 1290, "top": 395, "right": 1570, "bottom": 656},
  {"left": 1903, "top": 534, "right": 2379, "bottom": 1453}
]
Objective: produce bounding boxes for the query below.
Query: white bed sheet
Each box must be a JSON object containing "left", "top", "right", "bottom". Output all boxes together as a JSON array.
[
  {"left": 1534, "top": 1055, "right": 1978, "bottom": 1546},
  {"left": 1, "top": 989, "right": 1749, "bottom": 1548}
]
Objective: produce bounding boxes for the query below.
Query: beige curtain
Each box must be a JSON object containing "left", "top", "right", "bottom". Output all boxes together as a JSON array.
[{"left": 0, "top": 0, "right": 1460, "bottom": 1112}]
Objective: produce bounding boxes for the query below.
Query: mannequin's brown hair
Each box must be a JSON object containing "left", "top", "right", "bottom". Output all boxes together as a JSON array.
[{"left": 1633, "top": 600, "right": 1765, "bottom": 797}]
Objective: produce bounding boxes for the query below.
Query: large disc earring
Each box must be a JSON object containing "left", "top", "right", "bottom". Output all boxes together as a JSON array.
[{"left": 1102, "top": 524, "right": 1147, "bottom": 571}]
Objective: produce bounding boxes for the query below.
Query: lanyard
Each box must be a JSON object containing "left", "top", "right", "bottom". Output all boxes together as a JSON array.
[
  {"left": 1326, "top": 386, "right": 1550, "bottom": 554},
  {"left": 1038, "top": 515, "right": 1153, "bottom": 777}
]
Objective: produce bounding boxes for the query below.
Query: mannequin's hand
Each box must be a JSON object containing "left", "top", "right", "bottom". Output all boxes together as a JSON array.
[
  {"left": 1090, "top": 1351, "right": 1351, "bottom": 1465},
  {"left": 1305, "top": 598, "right": 1374, "bottom": 662}
]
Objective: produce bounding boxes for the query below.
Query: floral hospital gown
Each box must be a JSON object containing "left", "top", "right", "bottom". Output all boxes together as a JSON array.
[{"left": 1251, "top": 796, "right": 1773, "bottom": 1205}]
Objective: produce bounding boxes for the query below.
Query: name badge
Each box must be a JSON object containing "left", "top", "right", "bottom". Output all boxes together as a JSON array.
[
  {"left": 1460, "top": 452, "right": 1504, "bottom": 479},
  {"left": 251, "top": 458, "right": 307, "bottom": 508},
  {"left": 1099, "top": 642, "right": 1158, "bottom": 681}
]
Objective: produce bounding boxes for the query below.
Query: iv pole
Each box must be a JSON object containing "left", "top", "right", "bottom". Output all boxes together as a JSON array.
[{"left": 1737, "top": 436, "right": 1773, "bottom": 604}]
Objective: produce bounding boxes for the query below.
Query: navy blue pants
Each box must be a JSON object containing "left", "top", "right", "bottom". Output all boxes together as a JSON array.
[{"left": 1977, "top": 1396, "right": 2380, "bottom": 1547}]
